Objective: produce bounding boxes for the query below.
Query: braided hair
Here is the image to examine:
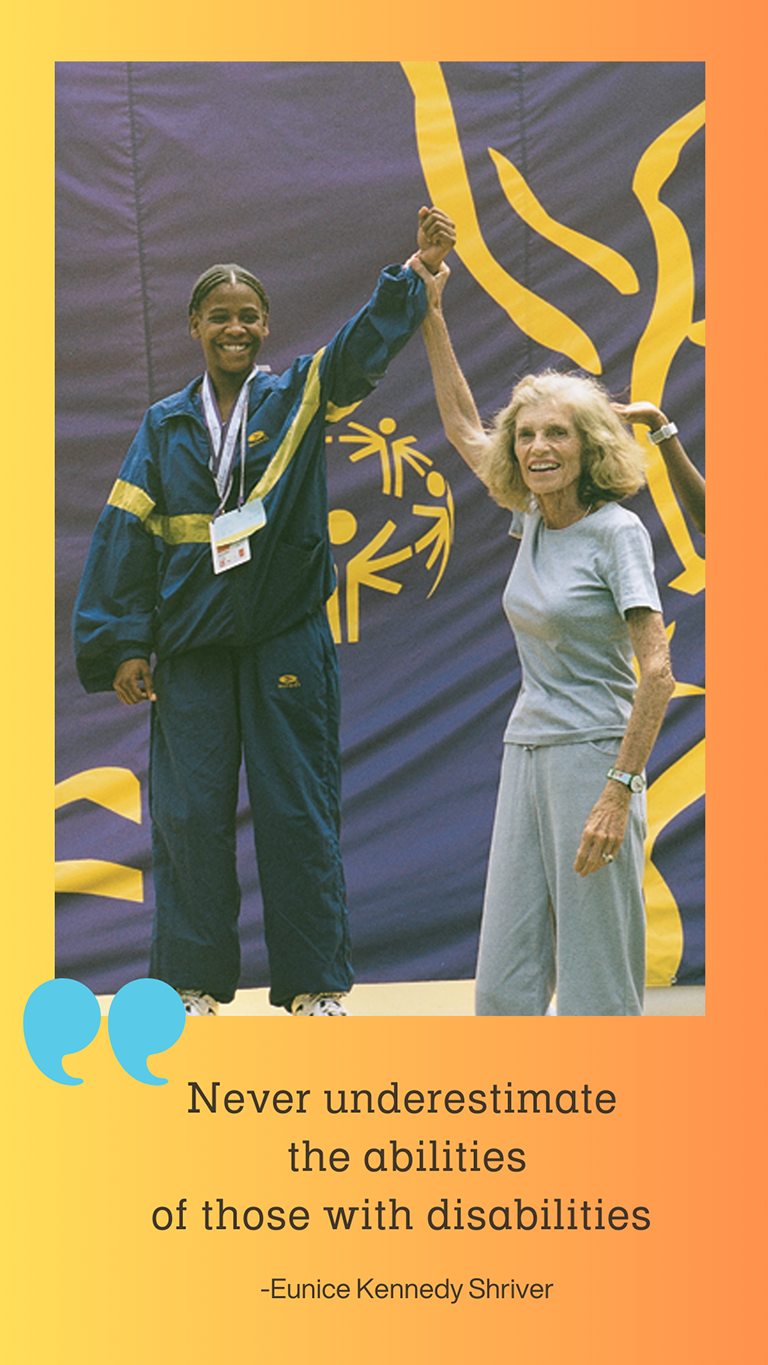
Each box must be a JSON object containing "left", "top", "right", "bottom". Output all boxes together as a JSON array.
[{"left": 188, "top": 264, "right": 270, "bottom": 318}]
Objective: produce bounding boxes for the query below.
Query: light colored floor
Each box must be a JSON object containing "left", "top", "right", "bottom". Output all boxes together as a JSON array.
[
  {"left": 96, "top": 980, "right": 704, "bottom": 1016},
  {"left": 215, "top": 981, "right": 705, "bottom": 1017}
]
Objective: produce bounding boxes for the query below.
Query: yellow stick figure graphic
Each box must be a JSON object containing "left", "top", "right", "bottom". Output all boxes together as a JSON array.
[
  {"left": 390, "top": 434, "right": 432, "bottom": 498},
  {"left": 345, "top": 522, "right": 413, "bottom": 644},
  {"left": 341, "top": 418, "right": 433, "bottom": 498},
  {"left": 329, "top": 417, "right": 456, "bottom": 640},
  {"left": 327, "top": 508, "right": 357, "bottom": 643},
  {"left": 412, "top": 471, "right": 455, "bottom": 596},
  {"left": 329, "top": 511, "right": 413, "bottom": 644},
  {"left": 341, "top": 421, "right": 396, "bottom": 495}
]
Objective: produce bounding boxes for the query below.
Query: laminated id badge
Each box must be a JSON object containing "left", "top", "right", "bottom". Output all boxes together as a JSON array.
[{"left": 210, "top": 499, "right": 267, "bottom": 575}]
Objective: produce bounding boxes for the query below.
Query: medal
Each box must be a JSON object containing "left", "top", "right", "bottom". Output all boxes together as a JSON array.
[{"left": 202, "top": 367, "right": 268, "bottom": 574}]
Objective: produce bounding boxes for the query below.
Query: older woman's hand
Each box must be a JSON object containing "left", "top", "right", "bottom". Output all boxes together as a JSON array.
[
  {"left": 407, "top": 253, "right": 451, "bottom": 310},
  {"left": 573, "top": 782, "right": 631, "bottom": 877},
  {"left": 612, "top": 400, "right": 667, "bottom": 430}
]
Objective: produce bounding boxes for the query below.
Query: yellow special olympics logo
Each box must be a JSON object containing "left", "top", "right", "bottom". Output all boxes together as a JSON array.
[
  {"left": 398, "top": 63, "right": 706, "bottom": 984},
  {"left": 402, "top": 61, "right": 705, "bottom": 599},
  {"left": 327, "top": 416, "right": 455, "bottom": 644}
]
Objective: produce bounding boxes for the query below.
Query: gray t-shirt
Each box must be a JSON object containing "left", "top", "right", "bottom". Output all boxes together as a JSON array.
[{"left": 503, "top": 502, "right": 662, "bottom": 745}]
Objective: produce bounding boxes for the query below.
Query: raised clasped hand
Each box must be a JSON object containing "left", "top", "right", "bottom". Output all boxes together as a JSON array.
[
  {"left": 612, "top": 400, "right": 665, "bottom": 429},
  {"left": 416, "top": 205, "right": 456, "bottom": 272}
]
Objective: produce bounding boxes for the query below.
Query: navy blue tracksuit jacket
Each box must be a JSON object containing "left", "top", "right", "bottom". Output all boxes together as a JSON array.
[{"left": 73, "top": 263, "right": 427, "bottom": 1005}]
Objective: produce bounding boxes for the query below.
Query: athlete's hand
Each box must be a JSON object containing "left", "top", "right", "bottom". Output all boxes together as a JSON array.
[
  {"left": 416, "top": 206, "right": 456, "bottom": 273},
  {"left": 113, "top": 657, "right": 156, "bottom": 704}
]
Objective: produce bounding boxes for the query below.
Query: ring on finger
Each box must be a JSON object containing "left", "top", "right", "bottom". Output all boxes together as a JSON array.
[{"left": 601, "top": 852, "right": 615, "bottom": 864}]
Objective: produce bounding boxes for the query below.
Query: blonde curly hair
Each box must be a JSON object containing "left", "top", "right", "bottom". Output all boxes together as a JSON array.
[{"left": 482, "top": 371, "right": 647, "bottom": 513}]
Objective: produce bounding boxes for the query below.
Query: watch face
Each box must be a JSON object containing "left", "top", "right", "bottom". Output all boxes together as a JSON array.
[{"left": 630, "top": 775, "right": 645, "bottom": 793}]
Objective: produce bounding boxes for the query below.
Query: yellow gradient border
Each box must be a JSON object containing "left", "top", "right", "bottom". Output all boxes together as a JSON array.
[{"left": 4, "top": 18, "right": 762, "bottom": 1363}]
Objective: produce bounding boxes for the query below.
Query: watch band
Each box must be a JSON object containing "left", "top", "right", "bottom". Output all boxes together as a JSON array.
[
  {"left": 606, "top": 767, "right": 646, "bottom": 793},
  {"left": 647, "top": 422, "right": 678, "bottom": 445}
]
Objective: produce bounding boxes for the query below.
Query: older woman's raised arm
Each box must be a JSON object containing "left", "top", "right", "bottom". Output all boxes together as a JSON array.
[
  {"left": 407, "top": 256, "right": 492, "bottom": 480},
  {"left": 574, "top": 607, "right": 675, "bottom": 877},
  {"left": 614, "top": 401, "right": 705, "bottom": 534}
]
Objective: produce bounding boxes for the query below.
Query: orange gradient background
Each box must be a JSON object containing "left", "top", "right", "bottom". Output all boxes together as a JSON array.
[{"left": 4, "top": 10, "right": 764, "bottom": 1363}]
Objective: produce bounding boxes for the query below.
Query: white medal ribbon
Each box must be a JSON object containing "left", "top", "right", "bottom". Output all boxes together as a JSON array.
[
  {"left": 201, "top": 367, "right": 270, "bottom": 573},
  {"left": 201, "top": 366, "right": 259, "bottom": 504}
]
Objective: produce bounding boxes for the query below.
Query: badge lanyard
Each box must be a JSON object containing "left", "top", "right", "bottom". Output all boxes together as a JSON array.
[
  {"left": 200, "top": 366, "right": 259, "bottom": 509},
  {"left": 201, "top": 368, "right": 267, "bottom": 574}
]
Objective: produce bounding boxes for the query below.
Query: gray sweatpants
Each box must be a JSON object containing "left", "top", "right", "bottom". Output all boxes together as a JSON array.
[{"left": 475, "top": 741, "right": 646, "bottom": 1016}]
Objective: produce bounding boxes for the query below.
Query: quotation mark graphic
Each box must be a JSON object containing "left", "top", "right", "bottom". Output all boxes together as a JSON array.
[{"left": 23, "top": 978, "right": 186, "bottom": 1087}]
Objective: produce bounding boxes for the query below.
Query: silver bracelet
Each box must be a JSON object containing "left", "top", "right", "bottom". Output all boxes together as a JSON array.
[{"left": 647, "top": 422, "right": 678, "bottom": 445}]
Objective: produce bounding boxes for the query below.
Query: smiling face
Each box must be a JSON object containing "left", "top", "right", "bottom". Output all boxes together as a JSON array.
[
  {"left": 514, "top": 398, "right": 585, "bottom": 505},
  {"left": 189, "top": 281, "right": 269, "bottom": 393}
]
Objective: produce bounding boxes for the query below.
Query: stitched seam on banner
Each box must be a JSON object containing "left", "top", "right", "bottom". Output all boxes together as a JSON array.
[
  {"left": 515, "top": 62, "right": 535, "bottom": 375},
  {"left": 125, "top": 62, "right": 156, "bottom": 404},
  {"left": 108, "top": 478, "right": 156, "bottom": 522}
]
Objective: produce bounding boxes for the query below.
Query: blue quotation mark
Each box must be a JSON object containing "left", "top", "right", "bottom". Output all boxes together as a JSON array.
[{"left": 23, "top": 978, "right": 186, "bottom": 1087}]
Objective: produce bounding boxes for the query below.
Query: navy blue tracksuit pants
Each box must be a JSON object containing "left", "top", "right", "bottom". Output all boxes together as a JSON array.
[{"left": 147, "top": 608, "right": 352, "bottom": 1007}]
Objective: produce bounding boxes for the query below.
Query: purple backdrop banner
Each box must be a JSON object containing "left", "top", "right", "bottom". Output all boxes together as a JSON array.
[{"left": 56, "top": 61, "right": 705, "bottom": 994}]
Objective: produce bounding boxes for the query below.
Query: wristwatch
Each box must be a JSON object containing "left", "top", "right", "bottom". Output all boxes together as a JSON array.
[
  {"left": 647, "top": 422, "right": 678, "bottom": 445},
  {"left": 606, "top": 767, "right": 646, "bottom": 794}
]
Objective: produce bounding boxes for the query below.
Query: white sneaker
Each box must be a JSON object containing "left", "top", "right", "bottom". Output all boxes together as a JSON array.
[
  {"left": 291, "top": 993, "right": 349, "bottom": 1016},
  {"left": 178, "top": 990, "right": 219, "bottom": 1016}
]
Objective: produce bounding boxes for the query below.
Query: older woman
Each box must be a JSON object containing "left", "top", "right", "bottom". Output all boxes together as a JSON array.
[{"left": 412, "top": 260, "right": 674, "bottom": 1016}]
